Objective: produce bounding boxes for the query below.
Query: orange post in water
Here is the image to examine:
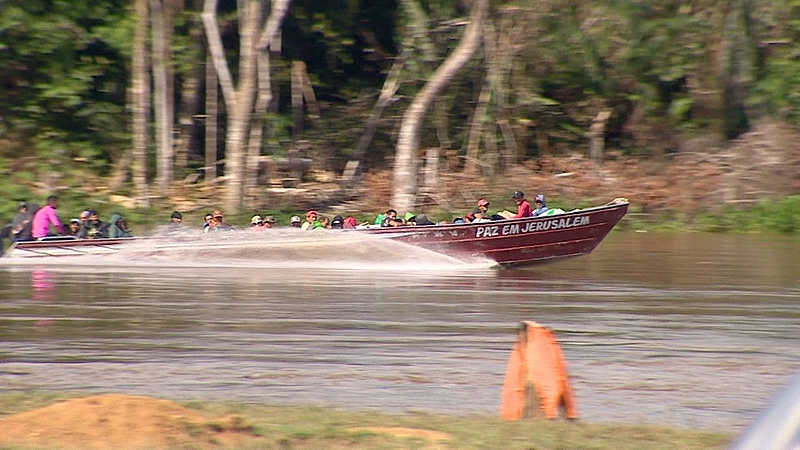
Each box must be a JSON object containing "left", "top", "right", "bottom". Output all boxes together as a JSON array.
[{"left": 500, "top": 321, "right": 578, "bottom": 420}]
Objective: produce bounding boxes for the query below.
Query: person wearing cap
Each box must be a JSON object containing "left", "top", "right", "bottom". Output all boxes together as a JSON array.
[
  {"left": 301, "top": 210, "right": 319, "bottom": 230},
  {"left": 31, "top": 195, "right": 65, "bottom": 239},
  {"left": 250, "top": 215, "right": 263, "bottom": 228},
  {"left": 261, "top": 216, "right": 276, "bottom": 228},
  {"left": 170, "top": 211, "right": 183, "bottom": 224},
  {"left": 532, "top": 194, "right": 549, "bottom": 217},
  {"left": 477, "top": 198, "right": 490, "bottom": 214},
  {"left": 67, "top": 218, "right": 81, "bottom": 236},
  {"left": 77, "top": 209, "right": 107, "bottom": 239},
  {"left": 210, "top": 210, "right": 232, "bottom": 231},
  {"left": 330, "top": 215, "right": 344, "bottom": 229},
  {"left": 290, "top": 216, "right": 302, "bottom": 228},
  {"left": 471, "top": 207, "right": 491, "bottom": 223},
  {"left": 499, "top": 190, "right": 533, "bottom": 219},
  {"left": 475, "top": 197, "right": 502, "bottom": 220}
]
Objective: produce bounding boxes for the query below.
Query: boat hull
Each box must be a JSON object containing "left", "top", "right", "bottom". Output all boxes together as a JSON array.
[
  {"left": 359, "top": 200, "right": 628, "bottom": 267},
  {"left": 2, "top": 200, "right": 628, "bottom": 267},
  {"left": 3, "top": 237, "right": 137, "bottom": 258}
]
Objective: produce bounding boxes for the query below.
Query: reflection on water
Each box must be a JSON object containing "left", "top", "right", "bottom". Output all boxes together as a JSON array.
[{"left": 0, "top": 232, "right": 798, "bottom": 431}]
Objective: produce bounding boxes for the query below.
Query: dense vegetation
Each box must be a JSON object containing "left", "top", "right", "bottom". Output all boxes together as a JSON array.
[{"left": 1, "top": 0, "right": 799, "bottom": 218}]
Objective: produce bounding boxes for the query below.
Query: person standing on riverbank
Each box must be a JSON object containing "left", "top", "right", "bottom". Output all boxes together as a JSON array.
[{"left": 31, "top": 196, "right": 65, "bottom": 239}]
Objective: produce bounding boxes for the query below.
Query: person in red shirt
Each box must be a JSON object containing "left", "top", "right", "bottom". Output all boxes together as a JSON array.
[{"left": 499, "top": 190, "right": 533, "bottom": 219}]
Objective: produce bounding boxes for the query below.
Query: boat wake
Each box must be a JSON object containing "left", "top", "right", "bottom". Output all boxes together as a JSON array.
[{"left": 1, "top": 229, "right": 497, "bottom": 272}]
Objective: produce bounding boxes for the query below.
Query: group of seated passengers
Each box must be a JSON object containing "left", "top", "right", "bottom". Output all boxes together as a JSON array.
[
  {"left": 376, "top": 191, "right": 549, "bottom": 227},
  {"left": 183, "top": 189, "right": 550, "bottom": 234},
  {"left": 1, "top": 196, "right": 133, "bottom": 246},
  {"left": 299, "top": 210, "right": 358, "bottom": 230}
]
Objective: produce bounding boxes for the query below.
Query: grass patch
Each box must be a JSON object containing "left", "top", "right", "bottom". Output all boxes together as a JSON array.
[{"left": 0, "top": 393, "right": 730, "bottom": 450}]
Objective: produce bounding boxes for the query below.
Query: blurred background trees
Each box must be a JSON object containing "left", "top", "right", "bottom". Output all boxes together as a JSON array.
[{"left": 1, "top": 0, "right": 799, "bottom": 212}]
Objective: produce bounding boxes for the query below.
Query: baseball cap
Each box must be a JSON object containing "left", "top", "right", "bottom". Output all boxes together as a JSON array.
[
  {"left": 331, "top": 215, "right": 344, "bottom": 227},
  {"left": 251, "top": 215, "right": 263, "bottom": 225},
  {"left": 478, "top": 198, "right": 489, "bottom": 207},
  {"left": 512, "top": 190, "right": 525, "bottom": 199},
  {"left": 306, "top": 210, "right": 317, "bottom": 218},
  {"left": 171, "top": 211, "right": 182, "bottom": 220},
  {"left": 263, "top": 216, "right": 276, "bottom": 223},
  {"left": 18, "top": 201, "right": 28, "bottom": 209},
  {"left": 291, "top": 215, "right": 301, "bottom": 223},
  {"left": 212, "top": 210, "right": 223, "bottom": 218}
]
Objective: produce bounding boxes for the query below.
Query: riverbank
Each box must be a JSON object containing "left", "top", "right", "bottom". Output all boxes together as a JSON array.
[
  {"left": 2, "top": 122, "right": 799, "bottom": 234},
  {"left": 0, "top": 393, "right": 731, "bottom": 450}
]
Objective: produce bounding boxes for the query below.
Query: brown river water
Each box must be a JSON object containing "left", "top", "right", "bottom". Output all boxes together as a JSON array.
[{"left": 0, "top": 231, "right": 798, "bottom": 432}]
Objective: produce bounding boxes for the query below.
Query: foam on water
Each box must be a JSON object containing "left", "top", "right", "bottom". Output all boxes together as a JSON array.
[{"left": 1, "top": 228, "right": 498, "bottom": 272}]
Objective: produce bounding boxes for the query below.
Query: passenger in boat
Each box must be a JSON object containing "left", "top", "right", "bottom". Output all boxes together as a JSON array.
[
  {"left": 261, "top": 216, "right": 276, "bottom": 228},
  {"left": 78, "top": 210, "right": 90, "bottom": 228},
  {"left": 31, "top": 195, "right": 65, "bottom": 239},
  {"left": 1, "top": 202, "right": 36, "bottom": 250},
  {"left": 532, "top": 194, "right": 549, "bottom": 217},
  {"left": 78, "top": 210, "right": 107, "bottom": 239},
  {"left": 499, "top": 190, "right": 533, "bottom": 219},
  {"left": 107, "top": 213, "right": 133, "bottom": 238},
  {"left": 1, "top": 202, "right": 27, "bottom": 254},
  {"left": 211, "top": 210, "right": 232, "bottom": 231},
  {"left": 317, "top": 216, "right": 332, "bottom": 229},
  {"left": 250, "top": 215, "right": 263, "bottom": 228},
  {"left": 380, "top": 209, "right": 405, "bottom": 227},
  {"left": 343, "top": 216, "right": 358, "bottom": 229},
  {"left": 470, "top": 208, "right": 492, "bottom": 223},
  {"left": 290, "top": 215, "right": 302, "bottom": 228},
  {"left": 476, "top": 197, "right": 503, "bottom": 220},
  {"left": 67, "top": 219, "right": 81, "bottom": 237},
  {"left": 413, "top": 214, "right": 435, "bottom": 226},
  {"left": 477, "top": 198, "right": 490, "bottom": 215},
  {"left": 301, "top": 210, "right": 319, "bottom": 230},
  {"left": 330, "top": 215, "right": 344, "bottom": 229},
  {"left": 203, "top": 213, "right": 216, "bottom": 232}
]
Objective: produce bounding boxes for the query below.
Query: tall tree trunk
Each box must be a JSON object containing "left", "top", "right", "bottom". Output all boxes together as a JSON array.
[
  {"left": 151, "top": 0, "right": 174, "bottom": 194},
  {"left": 391, "top": 0, "right": 489, "bottom": 212},
  {"left": 464, "top": 77, "right": 491, "bottom": 174},
  {"left": 245, "top": 0, "right": 292, "bottom": 205},
  {"left": 350, "top": 54, "right": 404, "bottom": 180},
  {"left": 202, "top": 0, "right": 262, "bottom": 213},
  {"left": 132, "top": 0, "right": 151, "bottom": 207},
  {"left": 205, "top": 51, "right": 218, "bottom": 183},
  {"left": 245, "top": 51, "right": 271, "bottom": 203},
  {"left": 175, "top": 0, "right": 203, "bottom": 173},
  {"left": 291, "top": 60, "right": 304, "bottom": 140}
]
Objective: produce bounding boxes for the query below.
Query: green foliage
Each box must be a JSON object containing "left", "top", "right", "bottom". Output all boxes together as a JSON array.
[
  {"left": 0, "top": 0, "right": 130, "bottom": 165},
  {"left": 684, "top": 197, "right": 800, "bottom": 233}
]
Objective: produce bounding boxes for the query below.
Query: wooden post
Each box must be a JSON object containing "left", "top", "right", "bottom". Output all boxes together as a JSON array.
[{"left": 589, "top": 110, "right": 611, "bottom": 162}]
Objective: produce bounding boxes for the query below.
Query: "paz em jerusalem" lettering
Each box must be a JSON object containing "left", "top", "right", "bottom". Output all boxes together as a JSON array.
[{"left": 475, "top": 215, "right": 590, "bottom": 238}]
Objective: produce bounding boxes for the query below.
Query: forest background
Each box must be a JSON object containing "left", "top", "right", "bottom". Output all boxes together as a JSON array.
[{"left": 1, "top": 0, "right": 800, "bottom": 232}]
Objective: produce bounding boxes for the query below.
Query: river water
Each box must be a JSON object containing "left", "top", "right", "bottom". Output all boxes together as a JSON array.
[{"left": 0, "top": 231, "right": 798, "bottom": 432}]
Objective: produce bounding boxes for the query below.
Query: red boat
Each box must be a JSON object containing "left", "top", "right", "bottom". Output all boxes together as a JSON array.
[
  {"left": 3, "top": 236, "right": 138, "bottom": 258},
  {"left": 2, "top": 199, "right": 628, "bottom": 266},
  {"left": 359, "top": 198, "right": 628, "bottom": 267}
]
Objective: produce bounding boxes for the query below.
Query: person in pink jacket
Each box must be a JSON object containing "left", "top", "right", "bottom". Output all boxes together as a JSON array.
[{"left": 31, "top": 195, "right": 65, "bottom": 239}]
